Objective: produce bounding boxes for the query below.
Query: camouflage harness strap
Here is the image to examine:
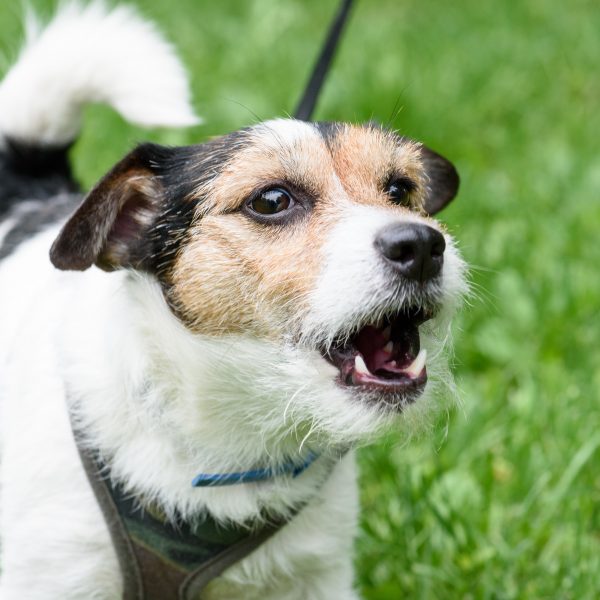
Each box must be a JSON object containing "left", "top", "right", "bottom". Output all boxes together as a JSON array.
[{"left": 70, "top": 418, "right": 295, "bottom": 600}]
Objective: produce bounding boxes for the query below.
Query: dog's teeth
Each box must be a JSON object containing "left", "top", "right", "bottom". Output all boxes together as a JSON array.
[
  {"left": 402, "top": 349, "right": 427, "bottom": 378},
  {"left": 354, "top": 355, "right": 370, "bottom": 375},
  {"left": 382, "top": 326, "right": 391, "bottom": 341},
  {"left": 383, "top": 341, "right": 394, "bottom": 354}
]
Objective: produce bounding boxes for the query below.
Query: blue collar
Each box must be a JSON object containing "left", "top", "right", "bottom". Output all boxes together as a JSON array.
[{"left": 191, "top": 452, "right": 320, "bottom": 487}]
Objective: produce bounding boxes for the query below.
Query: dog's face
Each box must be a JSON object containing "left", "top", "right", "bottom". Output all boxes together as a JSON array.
[{"left": 51, "top": 119, "right": 466, "bottom": 445}]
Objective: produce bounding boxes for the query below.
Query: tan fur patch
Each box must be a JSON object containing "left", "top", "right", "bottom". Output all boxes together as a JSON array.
[{"left": 325, "top": 124, "right": 426, "bottom": 211}]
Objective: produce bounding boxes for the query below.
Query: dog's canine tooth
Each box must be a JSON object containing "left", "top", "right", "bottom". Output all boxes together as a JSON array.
[
  {"left": 354, "top": 355, "right": 370, "bottom": 375},
  {"left": 383, "top": 341, "right": 393, "bottom": 354},
  {"left": 402, "top": 349, "right": 427, "bottom": 378}
]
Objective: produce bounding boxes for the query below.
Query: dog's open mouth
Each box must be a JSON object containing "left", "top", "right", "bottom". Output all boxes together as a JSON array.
[{"left": 321, "top": 307, "right": 432, "bottom": 399}]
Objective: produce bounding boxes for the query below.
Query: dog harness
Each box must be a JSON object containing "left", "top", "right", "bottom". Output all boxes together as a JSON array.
[{"left": 71, "top": 422, "right": 316, "bottom": 600}]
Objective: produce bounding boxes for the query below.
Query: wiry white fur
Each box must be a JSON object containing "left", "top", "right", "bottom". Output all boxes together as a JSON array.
[
  {"left": 253, "top": 118, "right": 321, "bottom": 148},
  {"left": 0, "top": 2, "right": 199, "bottom": 147}
]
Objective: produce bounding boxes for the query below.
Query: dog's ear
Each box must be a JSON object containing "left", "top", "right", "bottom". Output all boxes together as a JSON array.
[
  {"left": 420, "top": 145, "right": 460, "bottom": 215},
  {"left": 50, "top": 143, "right": 173, "bottom": 272}
]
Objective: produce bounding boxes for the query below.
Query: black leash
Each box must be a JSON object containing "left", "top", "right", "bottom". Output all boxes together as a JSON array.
[{"left": 294, "top": 0, "right": 355, "bottom": 121}]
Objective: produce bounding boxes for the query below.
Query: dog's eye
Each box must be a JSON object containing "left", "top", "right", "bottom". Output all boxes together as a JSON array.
[
  {"left": 248, "top": 188, "right": 293, "bottom": 215},
  {"left": 386, "top": 178, "right": 415, "bottom": 206}
]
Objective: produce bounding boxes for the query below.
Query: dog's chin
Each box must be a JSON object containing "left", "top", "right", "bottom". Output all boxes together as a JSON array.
[{"left": 317, "top": 306, "right": 434, "bottom": 412}]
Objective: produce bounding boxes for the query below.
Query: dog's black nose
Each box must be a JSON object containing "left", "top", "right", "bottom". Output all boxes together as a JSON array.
[{"left": 375, "top": 223, "right": 445, "bottom": 282}]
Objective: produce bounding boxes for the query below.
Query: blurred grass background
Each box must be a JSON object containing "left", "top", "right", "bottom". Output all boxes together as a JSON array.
[{"left": 1, "top": 0, "right": 599, "bottom": 597}]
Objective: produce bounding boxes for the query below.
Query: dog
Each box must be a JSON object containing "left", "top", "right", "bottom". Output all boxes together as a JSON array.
[{"left": 0, "top": 3, "right": 467, "bottom": 599}]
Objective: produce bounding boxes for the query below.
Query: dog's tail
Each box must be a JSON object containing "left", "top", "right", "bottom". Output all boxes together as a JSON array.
[{"left": 0, "top": 2, "right": 199, "bottom": 210}]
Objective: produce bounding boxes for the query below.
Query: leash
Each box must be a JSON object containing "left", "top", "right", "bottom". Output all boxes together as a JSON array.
[{"left": 294, "top": 0, "right": 355, "bottom": 120}]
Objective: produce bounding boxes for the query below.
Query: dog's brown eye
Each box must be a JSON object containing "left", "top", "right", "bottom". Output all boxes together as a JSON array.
[
  {"left": 387, "top": 178, "right": 415, "bottom": 206},
  {"left": 249, "top": 188, "right": 292, "bottom": 215}
]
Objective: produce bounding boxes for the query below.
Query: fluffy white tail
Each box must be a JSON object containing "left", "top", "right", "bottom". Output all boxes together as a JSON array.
[{"left": 0, "top": 2, "right": 200, "bottom": 147}]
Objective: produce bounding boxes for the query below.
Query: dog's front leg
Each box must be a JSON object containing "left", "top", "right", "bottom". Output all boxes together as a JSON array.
[{"left": 0, "top": 373, "right": 122, "bottom": 599}]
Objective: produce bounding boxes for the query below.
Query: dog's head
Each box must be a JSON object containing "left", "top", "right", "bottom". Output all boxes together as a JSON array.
[{"left": 51, "top": 119, "right": 466, "bottom": 448}]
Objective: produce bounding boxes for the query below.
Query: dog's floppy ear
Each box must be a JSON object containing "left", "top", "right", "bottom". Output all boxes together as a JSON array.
[
  {"left": 420, "top": 145, "right": 460, "bottom": 215},
  {"left": 50, "top": 143, "right": 172, "bottom": 272}
]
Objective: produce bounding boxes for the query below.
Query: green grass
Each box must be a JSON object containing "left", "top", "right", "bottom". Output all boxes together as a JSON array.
[{"left": 1, "top": 0, "right": 599, "bottom": 597}]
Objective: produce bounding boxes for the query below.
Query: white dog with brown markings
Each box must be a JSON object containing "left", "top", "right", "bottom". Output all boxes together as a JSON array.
[{"left": 0, "top": 3, "right": 467, "bottom": 599}]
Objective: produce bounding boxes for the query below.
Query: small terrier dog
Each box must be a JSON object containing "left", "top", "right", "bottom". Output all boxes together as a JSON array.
[{"left": 0, "top": 3, "right": 467, "bottom": 599}]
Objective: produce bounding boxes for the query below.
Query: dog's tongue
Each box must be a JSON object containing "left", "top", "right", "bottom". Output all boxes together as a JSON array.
[
  {"left": 353, "top": 321, "right": 422, "bottom": 376},
  {"left": 354, "top": 326, "right": 388, "bottom": 369}
]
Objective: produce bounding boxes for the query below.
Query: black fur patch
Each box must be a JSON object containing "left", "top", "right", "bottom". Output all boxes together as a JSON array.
[
  {"left": 0, "top": 139, "right": 79, "bottom": 260},
  {"left": 0, "top": 139, "right": 78, "bottom": 219},
  {"left": 138, "top": 130, "right": 250, "bottom": 282}
]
